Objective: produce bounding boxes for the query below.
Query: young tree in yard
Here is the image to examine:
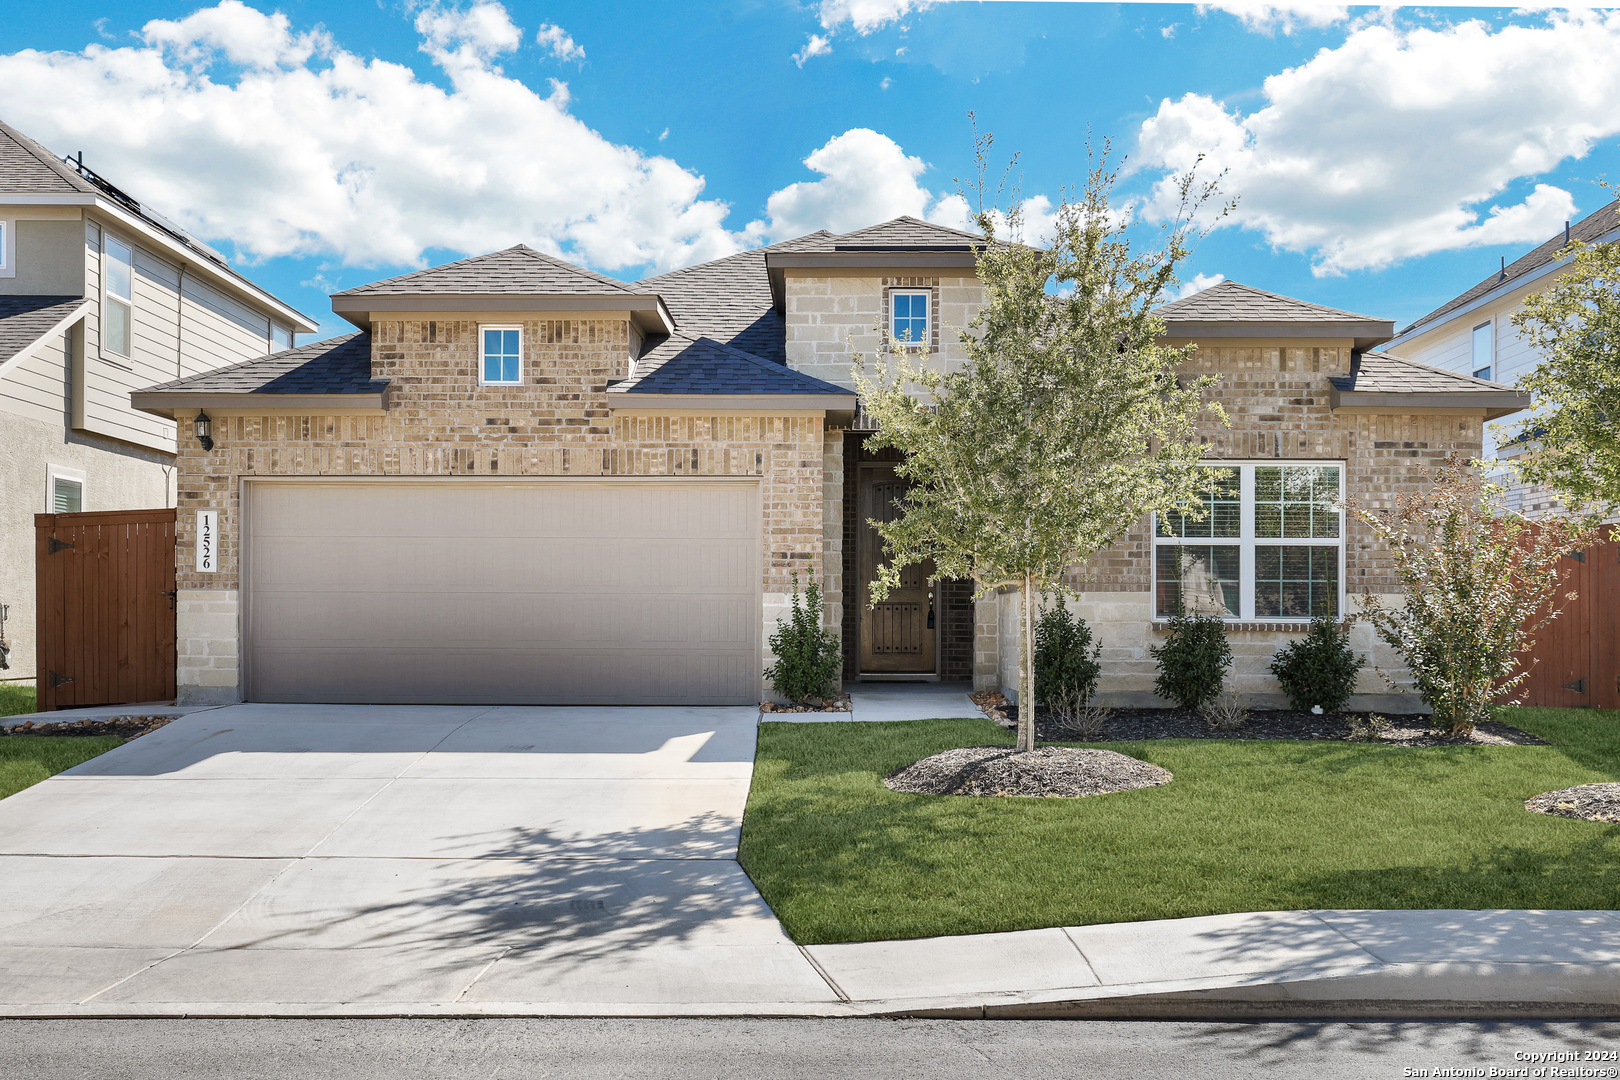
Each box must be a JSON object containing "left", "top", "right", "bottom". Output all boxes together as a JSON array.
[
  {"left": 855, "top": 136, "right": 1228, "bottom": 752},
  {"left": 1355, "top": 459, "right": 1596, "bottom": 736},
  {"left": 1512, "top": 197, "right": 1620, "bottom": 507}
]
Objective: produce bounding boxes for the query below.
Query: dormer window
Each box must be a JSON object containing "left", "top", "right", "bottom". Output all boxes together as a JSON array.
[
  {"left": 481, "top": 326, "right": 522, "bottom": 385},
  {"left": 890, "top": 290, "right": 930, "bottom": 345}
]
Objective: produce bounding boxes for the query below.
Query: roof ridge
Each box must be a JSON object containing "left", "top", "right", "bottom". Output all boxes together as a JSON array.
[
  {"left": 634, "top": 232, "right": 838, "bottom": 286},
  {"left": 507, "top": 244, "right": 637, "bottom": 293},
  {"left": 333, "top": 245, "right": 638, "bottom": 298},
  {"left": 0, "top": 117, "right": 96, "bottom": 195},
  {"left": 1158, "top": 279, "right": 1383, "bottom": 322},
  {"left": 140, "top": 331, "right": 367, "bottom": 391}
]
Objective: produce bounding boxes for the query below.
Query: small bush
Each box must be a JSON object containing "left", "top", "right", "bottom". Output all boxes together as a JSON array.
[
  {"left": 1269, "top": 615, "right": 1365, "bottom": 713},
  {"left": 1150, "top": 613, "right": 1231, "bottom": 710},
  {"left": 764, "top": 566, "right": 843, "bottom": 705},
  {"left": 1347, "top": 713, "right": 1392, "bottom": 742},
  {"left": 1053, "top": 702, "right": 1113, "bottom": 740},
  {"left": 1034, "top": 599, "right": 1102, "bottom": 713},
  {"left": 1199, "top": 691, "right": 1248, "bottom": 732}
]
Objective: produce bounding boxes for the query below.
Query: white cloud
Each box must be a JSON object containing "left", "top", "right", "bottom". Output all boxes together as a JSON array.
[
  {"left": 880, "top": 76, "right": 892, "bottom": 90},
  {"left": 762, "top": 129, "right": 932, "bottom": 238},
  {"left": 1134, "top": 11, "right": 1620, "bottom": 276},
  {"left": 1160, "top": 23, "right": 1179, "bottom": 39},
  {"left": 927, "top": 192, "right": 1059, "bottom": 246},
  {"left": 534, "top": 22, "right": 585, "bottom": 63},
  {"left": 1198, "top": 2, "right": 1349, "bottom": 35},
  {"left": 792, "top": 34, "right": 833, "bottom": 66},
  {"left": 1177, "top": 272, "right": 1226, "bottom": 298},
  {"left": 817, "top": 0, "right": 939, "bottom": 34},
  {"left": 0, "top": 1, "right": 750, "bottom": 273}
]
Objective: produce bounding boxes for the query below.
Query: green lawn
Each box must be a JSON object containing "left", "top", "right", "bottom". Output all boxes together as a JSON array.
[
  {"left": 738, "top": 708, "right": 1620, "bottom": 945},
  {"left": 0, "top": 735, "right": 123, "bottom": 801},
  {"left": 0, "top": 683, "right": 37, "bottom": 718}
]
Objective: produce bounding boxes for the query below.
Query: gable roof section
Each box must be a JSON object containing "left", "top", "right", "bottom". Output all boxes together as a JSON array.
[
  {"left": 831, "top": 216, "right": 982, "bottom": 250},
  {"left": 334, "top": 245, "right": 637, "bottom": 297},
  {"left": 610, "top": 332, "right": 854, "bottom": 414},
  {"left": 1154, "top": 280, "right": 1394, "bottom": 349},
  {"left": 1328, "top": 351, "right": 1529, "bottom": 419},
  {"left": 635, "top": 233, "right": 834, "bottom": 363},
  {"left": 131, "top": 333, "right": 387, "bottom": 413},
  {"left": 1398, "top": 198, "right": 1620, "bottom": 338},
  {"left": 0, "top": 120, "right": 92, "bottom": 195},
  {"left": 0, "top": 295, "right": 87, "bottom": 382}
]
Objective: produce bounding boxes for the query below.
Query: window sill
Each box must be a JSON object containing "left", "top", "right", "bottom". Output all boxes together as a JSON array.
[{"left": 1150, "top": 620, "right": 1319, "bottom": 634}]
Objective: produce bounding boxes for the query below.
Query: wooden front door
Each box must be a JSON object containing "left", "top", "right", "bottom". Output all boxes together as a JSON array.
[
  {"left": 34, "top": 509, "right": 177, "bottom": 711},
  {"left": 858, "top": 466, "right": 936, "bottom": 674}
]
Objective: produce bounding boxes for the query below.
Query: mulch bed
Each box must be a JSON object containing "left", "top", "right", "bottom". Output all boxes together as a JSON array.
[
  {"left": 974, "top": 694, "right": 1545, "bottom": 747},
  {"left": 760, "top": 695, "right": 852, "bottom": 714},
  {"left": 0, "top": 715, "right": 173, "bottom": 740},
  {"left": 885, "top": 745, "right": 1173, "bottom": 799},
  {"left": 1526, "top": 784, "right": 1620, "bottom": 824}
]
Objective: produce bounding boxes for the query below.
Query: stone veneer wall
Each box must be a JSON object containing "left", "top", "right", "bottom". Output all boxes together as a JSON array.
[
  {"left": 784, "top": 272, "right": 983, "bottom": 390},
  {"left": 984, "top": 340, "right": 1489, "bottom": 710},
  {"left": 173, "top": 316, "right": 833, "bottom": 703}
]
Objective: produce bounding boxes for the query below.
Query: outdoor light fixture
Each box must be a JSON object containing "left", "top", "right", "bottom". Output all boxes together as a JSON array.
[{"left": 195, "top": 411, "right": 214, "bottom": 452}]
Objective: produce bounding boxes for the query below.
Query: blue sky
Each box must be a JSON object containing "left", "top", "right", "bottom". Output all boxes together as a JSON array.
[{"left": 1, "top": 0, "right": 1617, "bottom": 341}]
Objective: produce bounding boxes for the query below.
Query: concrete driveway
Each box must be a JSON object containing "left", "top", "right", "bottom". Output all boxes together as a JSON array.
[{"left": 0, "top": 704, "right": 841, "bottom": 1013}]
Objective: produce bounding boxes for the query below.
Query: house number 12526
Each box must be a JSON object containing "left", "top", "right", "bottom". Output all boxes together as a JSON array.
[{"left": 196, "top": 510, "right": 218, "bottom": 574}]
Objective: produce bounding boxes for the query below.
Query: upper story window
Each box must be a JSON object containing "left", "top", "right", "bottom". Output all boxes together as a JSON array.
[
  {"left": 890, "top": 290, "right": 930, "bottom": 345},
  {"left": 1154, "top": 463, "right": 1344, "bottom": 621},
  {"left": 270, "top": 324, "right": 293, "bottom": 353},
  {"left": 1472, "top": 321, "right": 1493, "bottom": 381},
  {"left": 103, "top": 234, "right": 133, "bottom": 359},
  {"left": 480, "top": 326, "right": 522, "bottom": 385},
  {"left": 0, "top": 220, "right": 9, "bottom": 273}
]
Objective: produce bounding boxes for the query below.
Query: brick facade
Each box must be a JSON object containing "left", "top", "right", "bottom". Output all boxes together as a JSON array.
[{"left": 173, "top": 316, "right": 832, "bottom": 702}]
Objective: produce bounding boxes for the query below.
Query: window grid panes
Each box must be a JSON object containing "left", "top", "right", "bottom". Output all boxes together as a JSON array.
[
  {"left": 481, "top": 328, "right": 521, "bottom": 384},
  {"left": 891, "top": 292, "right": 928, "bottom": 344},
  {"left": 104, "top": 235, "right": 132, "bottom": 358},
  {"left": 1153, "top": 462, "right": 1344, "bottom": 620}
]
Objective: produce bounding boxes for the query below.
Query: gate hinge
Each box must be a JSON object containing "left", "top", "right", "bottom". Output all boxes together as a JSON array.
[
  {"left": 47, "top": 537, "right": 74, "bottom": 554},
  {"left": 1562, "top": 678, "right": 1587, "bottom": 694},
  {"left": 48, "top": 670, "right": 74, "bottom": 688}
]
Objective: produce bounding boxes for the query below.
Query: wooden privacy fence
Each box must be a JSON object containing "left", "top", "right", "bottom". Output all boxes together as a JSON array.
[
  {"left": 1515, "top": 532, "right": 1620, "bottom": 709},
  {"left": 34, "top": 509, "right": 177, "bottom": 711}
]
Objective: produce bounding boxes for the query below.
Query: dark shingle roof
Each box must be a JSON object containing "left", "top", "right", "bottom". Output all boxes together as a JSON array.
[
  {"left": 0, "top": 296, "right": 87, "bottom": 365},
  {"left": 614, "top": 333, "right": 850, "bottom": 396},
  {"left": 635, "top": 234, "right": 833, "bottom": 363},
  {"left": 0, "top": 120, "right": 92, "bottom": 195},
  {"left": 1332, "top": 351, "right": 1514, "bottom": 394},
  {"left": 1156, "top": 280, "right": 1382, "bottom": 323},
  {"left": 780, "top": 216, "right": 983, "bottom": 253},
  {"left": 1400, "top": 199, "right": 1620, "bottom": 336},
  {"left": 334, "top": 245, "right": 638, "bottom": 297},
  {"left": 138, "top": 333, "right": 381, "bottom": 395}
]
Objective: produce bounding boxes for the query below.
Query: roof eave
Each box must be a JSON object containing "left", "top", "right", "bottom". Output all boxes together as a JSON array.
[
  {"left": 0, "top": 299, "right": 88, "bottom": 381},
  {"left": 131, "top": 388, "right": 391, "bottom": 417},
  {"left": 1162, "top": 320, "right": 1395, "bottom": 351},
  {"left": 606, "top": 390, "right": 857, "bottom": 418},
  {"left": 330, "top": 292, "right": 675, "bottom": 334},
  {"left": 1327, "top": 387, "right": 1531, "bottom": 420}
]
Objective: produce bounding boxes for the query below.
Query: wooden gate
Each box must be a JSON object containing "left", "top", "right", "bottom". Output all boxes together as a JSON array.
[
  {"left": 1516, "top": 535, "right": 1620, "bottom": 709},
  {"left": 34, "top": 509, "right": 177, "bottom": 711}
]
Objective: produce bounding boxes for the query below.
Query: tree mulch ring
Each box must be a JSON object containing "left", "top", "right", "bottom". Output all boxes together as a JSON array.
[
  {"left": 760, "top": 695, "right": 852, "bottom": 714},
  {"left": 884, "top": 745, "right": 1173, "bottom": 799},
  {"left": 0, "top": 715, "right": 173, "bottom": 740},
  {"left": 985, "top": 700, "right": 1545, "bottom": 747},
  {"left": 1525, "top": 784, "right": 1620, "bottom": 824}
]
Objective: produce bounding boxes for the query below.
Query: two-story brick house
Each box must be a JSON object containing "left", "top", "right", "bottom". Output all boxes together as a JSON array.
[
  {"left": 0, "top": 118, "right": 316, "bottom": 683},
  {"left": 131, "top": 221, "right": 1527, "bottom": 708}
]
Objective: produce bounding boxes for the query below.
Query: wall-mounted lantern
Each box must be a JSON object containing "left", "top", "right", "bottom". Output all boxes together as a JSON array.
[{"left": 195, "top": 411, "right": 214, "bottom": 452}]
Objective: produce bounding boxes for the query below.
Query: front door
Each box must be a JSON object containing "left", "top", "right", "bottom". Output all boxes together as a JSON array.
[{"left": 858, "top": 465, "right": 936, "bottom": 674}]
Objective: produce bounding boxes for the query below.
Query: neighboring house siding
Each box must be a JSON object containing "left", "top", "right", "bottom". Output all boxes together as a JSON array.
[
  {"left": 7, "top": 217, "right": 83, "bottom": 294},
  {"left": 172, "top": 317, "right": 830, "bottom": 703},
  {"left": 784, "top": 272, "right": 983, "bottom": 389},
  {"left": 0, "top": 326, "right": 68, "bottom": 424},
  {"left": 181, "top": 274, "right": 270, "bottom": 378}
]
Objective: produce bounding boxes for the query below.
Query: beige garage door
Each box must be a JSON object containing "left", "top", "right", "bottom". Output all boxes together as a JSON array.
[{"left": 244, "top": 480, "right": 761, "bottom": 705}]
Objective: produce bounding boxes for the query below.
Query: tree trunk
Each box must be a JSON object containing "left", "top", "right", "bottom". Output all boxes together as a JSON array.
[{"left": 1019, "top": 573, "right": 1036, "bottom": 752}]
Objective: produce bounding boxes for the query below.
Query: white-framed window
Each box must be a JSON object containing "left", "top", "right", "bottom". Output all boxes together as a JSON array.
[
  {"left": 46, "top": 466, "right": 85, "bottom": 514},
  {"left": 0, "top": 219, "right": 11, "bottom": 276},
  {"left": 1153, "top": 462, "right": 1345, "bottom": 621},
  {"left": 103, "top": 233, "right": 133, "bottom": 359},
  {"left": 479, "top": 325, "right": 523, "bottom": 385},
  {"left": 270, "top": 324, "right": 293, "bottom": 353},
  {"left": 1472, "top": 321, "right": 1493, "bottom": 381},
  {"left": 889, "top": 290, "right": 930, "bottom": 345}
]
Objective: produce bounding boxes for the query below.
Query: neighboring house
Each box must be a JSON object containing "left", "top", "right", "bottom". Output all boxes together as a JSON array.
[
  {"left": 0, "top": 118, "right": 318, "bottom": 685},
  {"left": 1385, "top": 198, "right": 1620, "bottom": 516},
  {"left": 132, "top": 225, "right": 1527, "bottom": 708}
]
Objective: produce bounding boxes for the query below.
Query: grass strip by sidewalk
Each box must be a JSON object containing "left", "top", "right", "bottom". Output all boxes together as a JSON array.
[
  {"left": 0, "top": 684, "right": 38, "bottom": 718},
  {"left": 0, "top": 736, "right": 123, "bottom": 801},
  {"left": 738, "top": 707, "right": 1620, "bottom": 945}
]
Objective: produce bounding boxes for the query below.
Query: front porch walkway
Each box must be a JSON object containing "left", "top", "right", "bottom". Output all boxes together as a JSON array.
[{"left": 765, "top": 683, "right": 981, "bottom": 724}]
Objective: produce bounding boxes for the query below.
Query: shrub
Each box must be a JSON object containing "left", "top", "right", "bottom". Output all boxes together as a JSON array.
[
  {"left": 1150, "top": 613, "right": 1231, "bottom": 710},
  {"left": 1034, "top": 599, "right": 1102, "bottom": 713},
  {"left": 1354, "top": 459, "right": 1596, "bottom": 736},
  {"left": 764, "top": 566, "right": 844, "bottom": 705},
  {"left": 1199, "top": 691, "right": 1248, "bottom": 732},
  {"left": 1269, "top": 615, "right": 1365, "bottom": 713}
]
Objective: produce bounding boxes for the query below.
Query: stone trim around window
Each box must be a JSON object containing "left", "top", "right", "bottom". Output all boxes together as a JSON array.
[{"left": 882, "top": 277, "right": 940, "bottom": 354}]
